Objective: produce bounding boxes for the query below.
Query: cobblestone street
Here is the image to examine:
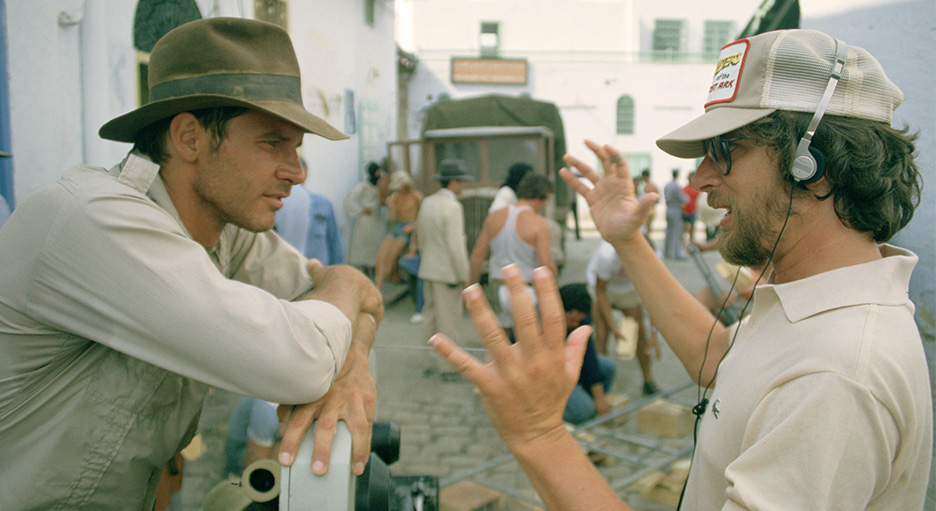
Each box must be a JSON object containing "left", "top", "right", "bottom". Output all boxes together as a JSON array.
[{"left": 175, "top": 230, "right": 727, "bottom": 510}]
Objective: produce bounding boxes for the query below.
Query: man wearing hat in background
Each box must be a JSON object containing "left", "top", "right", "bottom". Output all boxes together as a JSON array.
[
  {"left": 0, "top": 17, "right": 382, "bottom": 510},
  {"left": 429, "top": 29, "right": 931, "bottom": 510},
  {"left": 416, "top": 160, "right": 472, "bottom": 372}
]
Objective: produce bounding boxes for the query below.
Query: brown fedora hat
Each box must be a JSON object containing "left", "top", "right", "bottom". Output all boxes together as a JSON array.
[{"left": 99, "top": 17, "right": 347, "bottom": 143}]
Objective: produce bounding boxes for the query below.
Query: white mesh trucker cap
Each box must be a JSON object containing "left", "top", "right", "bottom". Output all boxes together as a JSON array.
[{"left": 656, "top": 29, "right": 903, "bottom": 158}]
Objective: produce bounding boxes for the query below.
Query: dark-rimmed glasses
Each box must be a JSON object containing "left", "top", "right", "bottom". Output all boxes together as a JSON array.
[{"left": 705, "top": 135, "right": 746, "bottom": 176}]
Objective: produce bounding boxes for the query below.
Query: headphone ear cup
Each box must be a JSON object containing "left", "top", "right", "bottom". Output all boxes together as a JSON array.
[
  {"left": 802, "top": 145, "right": 826, "bottom": 185},
  {"left": 791, "top": 144, "right": 826, "bottom": 185}
]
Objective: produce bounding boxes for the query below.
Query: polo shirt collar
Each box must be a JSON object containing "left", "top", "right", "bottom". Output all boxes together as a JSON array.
[{"left": 753, "top": 244, "right": 917, "bottom": 323}]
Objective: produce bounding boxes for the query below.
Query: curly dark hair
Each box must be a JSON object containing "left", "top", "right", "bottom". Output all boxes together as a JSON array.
[
  {"left": 365, "top": 161, "right": 383, "bottom": 185},
  {"left": 504, "top": 162, "right": 534, "bottom": 193},
  {"left": 559, "top": 283, "right": 592, "bottom": 315},
  {"left": 131, "top": 107, "right": 250, "bottom": 165},
  {"left": 735, "top": 111, "right": 921, "bottom": 242},
  {"left": 516, "top": 173, "right": 553, "bottom": 200}
]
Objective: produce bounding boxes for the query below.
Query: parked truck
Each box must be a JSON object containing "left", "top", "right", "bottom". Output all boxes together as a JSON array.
[{"left": 387, "top": 94, "right": 572, "bottom": 267}]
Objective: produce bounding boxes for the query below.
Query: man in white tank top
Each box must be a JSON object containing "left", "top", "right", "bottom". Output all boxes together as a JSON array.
[{"left": 469, "top": 174, "right": 557, "bottom": 332}]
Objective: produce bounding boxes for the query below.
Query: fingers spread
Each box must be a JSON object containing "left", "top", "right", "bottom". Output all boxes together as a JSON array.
[
  {"left": 531, "top": 267, "right": 565, "bottom": 351},
  {"left": 345, "top": 418, "right": 372, "bottom": 476},
  {"left": 564, "top": 325, "right": 592, "bottom": 378},
  {"left": 310, "top": 417, "right": 336, "bottom": 475},
  {"left": 429, "top": 334, "right": 487, "bottom": 386},
  {"left": 462, "top": 284, "right": 514, "bottom": 364},
  {"left": 502, "top": 265, "right": 540, "bottom": 356},
  {"left": 277, "top": 404, "right": 318, "bottom": 467}
]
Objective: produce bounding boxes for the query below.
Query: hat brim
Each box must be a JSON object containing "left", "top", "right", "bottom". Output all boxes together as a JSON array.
[
  {"left": 655, "top": 107, "right": 776, "bottom": 158},
  {"left": 98, "top": 95, "right": 348, "bottom": 143}
]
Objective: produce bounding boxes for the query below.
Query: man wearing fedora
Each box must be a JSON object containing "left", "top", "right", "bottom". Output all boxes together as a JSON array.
[
  {"left": 430, "top": 29, "right": 931, "bottom": 510},
  {"left": 0, "top": 17, "right": 382, "bottom": 510},
  {"left": 416, "top": 160, "right": 473, "bottom": 365}
]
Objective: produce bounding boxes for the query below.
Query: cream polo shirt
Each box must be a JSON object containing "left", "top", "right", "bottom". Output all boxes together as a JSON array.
[
  {"left": 681, "top": 245, "right": 932, "bottom": 511},
  {"left": 0, "top": 154, "right": 351, "bottom": 510}
]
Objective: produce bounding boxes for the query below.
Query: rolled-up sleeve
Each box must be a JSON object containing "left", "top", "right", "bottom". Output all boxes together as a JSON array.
[{"left": 22, "top": 186, "right": 351, "bottom": 404}]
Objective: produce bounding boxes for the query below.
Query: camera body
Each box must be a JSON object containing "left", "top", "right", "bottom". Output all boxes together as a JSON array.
[
  {"left": 202, "top": 421, "right": 437, "bottom": 511},
  {"left": 280, "top": 421, "right": 357, "bottom": 510}
]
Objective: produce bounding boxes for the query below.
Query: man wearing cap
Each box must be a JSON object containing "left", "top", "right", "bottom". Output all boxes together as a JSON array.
[
  {"left": 416, "top": 160, "right": 472, "bottom": 361},
  {"left": 429, "top": 29, "right": 931, "bottom": 510},
  {"left": 0, "top": 18, "right": 382, "bottom": 510}
]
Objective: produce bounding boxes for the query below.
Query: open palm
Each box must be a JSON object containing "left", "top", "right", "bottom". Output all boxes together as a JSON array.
[{"left": 560, "top": 139, "right": 658, "bottom": 245}]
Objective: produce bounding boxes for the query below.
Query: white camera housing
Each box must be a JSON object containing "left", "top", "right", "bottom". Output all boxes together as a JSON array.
[{"left": 280, "top": 421, "right": 356, "bottom": 510}]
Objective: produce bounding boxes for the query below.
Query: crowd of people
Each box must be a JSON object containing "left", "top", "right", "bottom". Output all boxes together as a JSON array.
[{"left": 0, "top": 16, "right": 930, "bottom": 511}]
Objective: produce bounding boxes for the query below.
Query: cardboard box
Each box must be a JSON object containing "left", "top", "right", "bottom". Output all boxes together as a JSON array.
[
  {"left": 637, "top": 399, "right": 693, "bottom": 438},
  {"left": 636, "top": 465, "right": 689, "bottom": 508},
  {"left": 440, "top": 481, "right": 503, "bottom": 511}
]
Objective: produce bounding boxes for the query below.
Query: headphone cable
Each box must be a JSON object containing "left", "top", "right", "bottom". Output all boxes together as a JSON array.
[{"left": 676, "top": 181, "right": 798, "bottom": 510}]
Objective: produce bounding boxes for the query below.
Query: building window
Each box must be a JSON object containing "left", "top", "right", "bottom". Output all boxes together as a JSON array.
[
  {"left": 624, "top": 153, "right": 652, "bottom": 178},
  {"left": 365, "top": 0, "right": 376, "bottom": 26},
  {"left": 255, "top": 0, "right": 288, "bottom": 28},
  {"left": 704, "top": 20, "right": 736, "bottom": 59},
  {"left": 479, "top": 21, "right": 500, "bottom": 58},
  {"left": 137, "top": 54, "right": 149, "bottom": 107},
  {"left": 652, "top": 19, "right": 685, "bottom": 62},
  {"left": 616, "top": 95, "right": 634, "bottom": 134}
]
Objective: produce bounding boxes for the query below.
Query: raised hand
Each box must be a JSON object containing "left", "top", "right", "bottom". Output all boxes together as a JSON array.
[
  {"left": 560, "top": 140, "right": 658, "bottom": 246},
  {"left": 429, "top": 265, "right": 590, "bottom": 451}
]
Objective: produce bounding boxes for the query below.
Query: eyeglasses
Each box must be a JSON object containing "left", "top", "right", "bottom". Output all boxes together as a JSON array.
[{"left": 705, "top": 135, "right": 746, "bottom": 176}]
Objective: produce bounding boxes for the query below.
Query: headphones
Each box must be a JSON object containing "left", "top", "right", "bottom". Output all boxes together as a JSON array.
[{"left": 790, "top": 39, "right": 848, "bottom": 185}]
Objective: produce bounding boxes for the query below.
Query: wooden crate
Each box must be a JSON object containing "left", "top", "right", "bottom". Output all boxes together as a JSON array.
[{"left": 637, "top": 399, "right": 693, "bottom": 438}]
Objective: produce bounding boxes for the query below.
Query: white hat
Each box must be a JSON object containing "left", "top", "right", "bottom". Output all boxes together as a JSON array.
[
  {"left": 656, "top": 29, "right": 903, "bottom": 158},
  {"left": 388, "top": 170, "right": 413, "bottom": 191}
]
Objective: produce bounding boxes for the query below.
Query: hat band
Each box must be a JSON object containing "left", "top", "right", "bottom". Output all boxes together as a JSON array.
[{"left": 149, "top": 73, "right": 302, "bottom": 104}]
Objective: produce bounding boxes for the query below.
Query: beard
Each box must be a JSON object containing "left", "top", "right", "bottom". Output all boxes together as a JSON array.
[{"left": 712, "top": 187, "right": 792, "bottom": 267}]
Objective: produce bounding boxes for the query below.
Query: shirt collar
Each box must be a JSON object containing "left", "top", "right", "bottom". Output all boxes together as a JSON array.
[
  {"left": 753, "top": 244, "right": 918, "bottom": 323},
  {"left": 439, "top": 188, "right": 457, "bottom": 199},
  {"left": 117, "top": 152, "right": 206, "bottom": 250}
]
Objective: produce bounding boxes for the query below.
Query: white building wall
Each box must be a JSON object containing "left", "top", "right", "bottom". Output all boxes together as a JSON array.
[
  {"left": 5, "top": 0, "right": 398, "bottom": 248},
  {"left": 397, "top": 0, "right": 759, "bottom": 212},
  {"left": 288, "top": 0, "right": 398, "bottom": 241},
  {"left": 801, "top": 0, "right": 936, "bottom": 337},
  {"left": 6, "top": 0, "right": 136, "bottom": 199},
  {"left": 398, "top": 0, "right": 936, "bottom": 338}
]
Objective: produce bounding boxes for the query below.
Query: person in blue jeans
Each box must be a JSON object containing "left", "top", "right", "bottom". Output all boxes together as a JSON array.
[
  {"left": 222, "top": 397, "right": 280, "bottom": 478},
  {"left": 558, "top": 284, "right": 616, "bottom": 425},
  {"left": 398, "top": 252, "right": 424, "bottom": 323}
]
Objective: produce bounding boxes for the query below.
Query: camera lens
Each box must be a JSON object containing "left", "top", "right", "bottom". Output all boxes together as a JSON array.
[{"left": 249, "top": 468, "right": 276, "bottom": 493}]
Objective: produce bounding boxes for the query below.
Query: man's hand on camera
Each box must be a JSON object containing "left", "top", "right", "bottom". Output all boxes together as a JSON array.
[{"left": 277, "top": 312, "right": 377, "bottom": 475}]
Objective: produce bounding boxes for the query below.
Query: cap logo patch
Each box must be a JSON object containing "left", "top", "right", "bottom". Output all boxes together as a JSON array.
[{"left": 706, "top": 39, "right": 749, "bottom": 108}]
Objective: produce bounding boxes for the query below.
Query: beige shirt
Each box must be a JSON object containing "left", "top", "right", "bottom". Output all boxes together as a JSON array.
[
  {"left": 683, "top": 245, "right": 932, "bottom": 510},
  {"left": 0, "top": 154, "right": 351, "bottom": 510},
  {"left": 417, "top": 188, "right": 469, "bottom": 284}
]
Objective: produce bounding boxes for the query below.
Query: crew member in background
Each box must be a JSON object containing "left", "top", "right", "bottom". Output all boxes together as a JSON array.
[
  {"left": 469, "top": 173, "right": 556, "bottom": 336},
  {"left": 416, "top": 160, "right": 473, "bottom": 373}
]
